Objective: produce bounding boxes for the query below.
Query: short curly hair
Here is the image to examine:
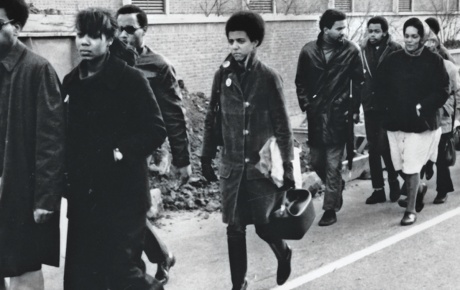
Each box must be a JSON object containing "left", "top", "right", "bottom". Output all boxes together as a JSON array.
[
  {"left": 0, "top": 0, "right": 29, "bottom": 28},
  {"left": 116, "top": 4, "right": 148, "bottom": 30},
  {"left": 225, "top": 11, "right": 265, "bottom": 47},
  {"left": 75, "top": 8, "right": 118, "bottom": 39},
  {"left": 319, "top": 9, "right": 346, "bottom": 32}
]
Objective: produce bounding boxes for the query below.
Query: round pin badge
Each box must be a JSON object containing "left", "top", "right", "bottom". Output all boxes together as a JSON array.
[
  {"left": 223, "top": 61, "right": 230, "bottom": 68},
  {"left": 226, "top": 78, "right": 232, "bottom": 87}
]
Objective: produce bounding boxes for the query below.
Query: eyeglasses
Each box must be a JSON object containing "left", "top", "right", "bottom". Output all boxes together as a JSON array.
[
  {"left": 119, "top": 25, "right": 142, "bottom": 35},
  {"left": 0, "top": 19, "right": 14, "bottom": 30}
]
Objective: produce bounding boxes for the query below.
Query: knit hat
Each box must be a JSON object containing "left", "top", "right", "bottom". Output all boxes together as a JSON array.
[{"left": 425, "top": 17, "right": 441, "bottom": 35}]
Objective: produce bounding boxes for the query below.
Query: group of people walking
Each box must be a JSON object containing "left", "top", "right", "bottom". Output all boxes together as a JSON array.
[{"left": 0, "top": 1, "right": 457, "bottom": 290}]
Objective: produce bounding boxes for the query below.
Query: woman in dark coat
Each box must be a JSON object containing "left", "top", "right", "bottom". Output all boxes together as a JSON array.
[
  {"left": 62, "top": 9, "right": 166, "bottom": 290},
  {"left": 201, "top": 11, "right": 295, "bottom": 290},
  {"left": 376, "top": 18, "right": 449, "bottom": 226}
]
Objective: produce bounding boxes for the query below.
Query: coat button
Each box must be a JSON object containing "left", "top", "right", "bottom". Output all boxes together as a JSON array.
[
  {"left": 88, "top": 188, "right": 93, "bottom": 195},
  {"left": 243, "top": 130, "right": 249, "bottom": 135},
  {"left": 245, "top": 158, "right": 250, "bottom": 163},
  {"left": 244, "top": 102, "right": 250, "bottom": 108}
]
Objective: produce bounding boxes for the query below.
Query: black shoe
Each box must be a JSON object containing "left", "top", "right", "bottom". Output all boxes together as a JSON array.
[
  {"left": 155, "top": 252, "right": 176, "bottom": 285},
  {"left": 366, "top": 189, "right": 386, "bottom": 204},
  {"left": 434, "top": 192, "right": 448, "bottom": 204},
  {"left": 398, "top": 198, "right": 408, "bottom": 208},
  {"left": 276, "top": 245, "right": 292, "bottom": 285},
  {"left": 232, "top": 279, "right": 248, "bottom": 290},
  {"left": 318, "top": 210, "right": 337, "bottom": 226},
  {"left": 401, "top": 212, "right": 417, "bottom": 226},
  {"left": 389, "top": 179, "right": 401, "bottom": 202},
  {"left": 416, "top": 183, "right": 427, "bottom": 213}
]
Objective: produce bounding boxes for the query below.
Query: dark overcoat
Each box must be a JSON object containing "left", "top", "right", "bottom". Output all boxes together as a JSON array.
[
  {"left": 0, "top": 42, "right": 65, "bottom": 276},
  {"left": 62, "top": 54, "right": 166, "bottom": 224},
  {"left": 202, "top": 53, "right": 293, "bottom": 225},
  {"left": 295, "top": 34, "right": 364, "bottom": 146}
]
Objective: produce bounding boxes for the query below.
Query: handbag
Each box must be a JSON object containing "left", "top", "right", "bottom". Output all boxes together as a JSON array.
[
  {"left": 269, "top": 189, "right": 316, "bottom": 240},
  {"left": 441, "top": 135, "right": 456, "bottom": 167}
]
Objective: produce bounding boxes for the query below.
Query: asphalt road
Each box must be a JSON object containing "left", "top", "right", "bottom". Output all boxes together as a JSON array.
[{"left": 36, "top": 156, "right": 460, "bottom": 290}]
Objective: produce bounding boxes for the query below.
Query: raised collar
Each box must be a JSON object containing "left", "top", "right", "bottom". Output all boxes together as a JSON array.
[
  {"left": 221, "top": 50, "right": 258, "bottom": 72},
  {"left": 316, "top": 32, "right": 344, "bottom": 49},
  {"left": 0, "top": 41, "right": 27, "bottom": 72}
]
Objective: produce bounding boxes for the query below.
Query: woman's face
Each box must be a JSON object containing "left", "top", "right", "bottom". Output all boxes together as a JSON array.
[
  {"left": 404, "top": 26, "right": 421, "bottom": 52},
  {"left": 75, "top": 31, "right": 112, "bottom": 61}
]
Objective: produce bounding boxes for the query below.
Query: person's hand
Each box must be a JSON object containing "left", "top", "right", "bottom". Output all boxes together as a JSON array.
[
  {"left": 280, "top": 161, "right": 295, "bottom": 191},
  {"left": 34, "top": 208, "right": 54, "bottom": 224},
  {"left": 178, "top": 165, "right": 192, "bottom": 186},
  {"left": 201, "top": 157, "right": 218, "bottom": 182},
  {"left": 353, "top": 113, "right": 360, "bottom": 124}
]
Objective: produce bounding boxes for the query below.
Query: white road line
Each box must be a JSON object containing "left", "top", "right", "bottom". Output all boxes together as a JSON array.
[{"left": 272, "top": 206, "right": 460, "bottom": 290}]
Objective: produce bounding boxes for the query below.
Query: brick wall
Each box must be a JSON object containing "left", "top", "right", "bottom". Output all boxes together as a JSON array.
[{"left": 29, "top": 0, "right": 122, "bottom": 14}]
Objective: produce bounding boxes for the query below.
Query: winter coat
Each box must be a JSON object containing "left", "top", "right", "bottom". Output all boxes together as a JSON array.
[
  {"left": 0, "top": 41, "right": 65, "bottom": 276},
  {"left": 360, "top": 35, "right": 402, "bottom": 112},
  {"left": 136, "top": 46, "right": 190, "bottom": 168},
  {"left": 295, "top": 34, "right": 364, "bottom": 146},
  {"left": 375, "top": 47, "right": 450, "bottom": 133},
  {"left": 63, "top": 54, "right": 166, "bottom": 224},
  {"left": 439, "top": 59, "right": 460, "bottom": 134},
  {"left": 201, "top": 53, "right": 293, "bottom": 225}
]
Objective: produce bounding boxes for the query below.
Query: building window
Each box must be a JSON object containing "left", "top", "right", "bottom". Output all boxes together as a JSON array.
[
  {"left": 247, "top": 0, "right": 274, "bottom": 13},
  {"left": 335, "top": 0, "right": 352, "bottom": 12},
  {"left": 398, "top": 0, "right": 412, "bottom": 12},
  {"left": 131, "top": 0, "right": 165, "bottom": 14}
]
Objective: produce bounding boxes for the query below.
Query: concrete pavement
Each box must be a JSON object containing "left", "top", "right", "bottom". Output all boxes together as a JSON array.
[{"left": 37, "top": 157, "right": 460, "bottom": 290}]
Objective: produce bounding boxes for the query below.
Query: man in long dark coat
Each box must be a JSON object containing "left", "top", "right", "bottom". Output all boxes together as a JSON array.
[
  {"left": 0, "top": 0, "right": 65, "bottom": 288},
  {"left": 295, "top": 9, "right": 364, "bottom": 226}
]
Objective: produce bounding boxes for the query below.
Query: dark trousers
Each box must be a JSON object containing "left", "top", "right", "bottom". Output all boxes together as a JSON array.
[
  {"left": 310, "top": 144, "right": 344, "bottom": 211},
  {"left": 436, "top": 133, "right": 454, "bottom": 194},
  {"left": 227, "top": 224, "right": 287, "bottom": 289},
  {"left": 364, "top": 111, "right": 398, "bottom": 189},
  {"left": 64, "top": 214, "right": 163, "bottom": 290},
  {"left": 144, "top": 220, "right": 169, "bottom": 263}
]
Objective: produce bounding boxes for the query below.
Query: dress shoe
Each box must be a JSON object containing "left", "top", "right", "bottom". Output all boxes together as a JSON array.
[
  {"left": 155, "top": 252, "right": 176, "bottom": 285},
  {"left": 389, "top": 179, "right": 401, "bottom": 202},
  {"left": 415, "top": 183, "right": 427, "bottom": 213},
  {"left": 398, "top": 198, "right": 408, "bottom": 208},
  {"left": 433, "top": 192, "right": 448, "bottom": 204},
  {"left": 276, "top": 245, "right": 292, "bottom": 285},
  {"left": 318, "top": 210, "right": 337, "bottom": 226},
  {"left": 400, "top": 212, "right": 417, "bottom": 226},
  {"left": 366, "top": 189, "right": 386, "bottom": 204}
]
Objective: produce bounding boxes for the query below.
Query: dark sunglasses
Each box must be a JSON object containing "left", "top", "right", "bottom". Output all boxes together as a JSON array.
[
  {"left": 0, "top": 19, "right": 14, "bottom": 30},
  {"left": 119, "top": 25, "right": 142, "bottom": 35}
]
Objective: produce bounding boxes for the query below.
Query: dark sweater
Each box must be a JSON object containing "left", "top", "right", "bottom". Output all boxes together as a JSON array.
[{"left": 375, "top": 47, "right": 449, "bottom": 133}]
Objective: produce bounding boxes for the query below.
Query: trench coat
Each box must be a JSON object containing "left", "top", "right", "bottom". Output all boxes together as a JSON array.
[
  {"left": 0, "top": 41, "right": 65, "bottom": 276},
  {"left": 62, "top": 54, "right": 166, "bottom": 224},
  {"left": 202, "top": 53, "right": 294, "bottom": 225},
  {"left": 295, "top": 33, "right": 364, "bottom": 146}
]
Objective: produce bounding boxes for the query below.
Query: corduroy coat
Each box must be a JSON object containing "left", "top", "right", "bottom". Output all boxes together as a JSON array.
[
  {"left": 0, "top": 42, "right": 65, "bottom": 276},
  {"left": 202, "top": 53, "right": 293, "bottom": 225}
]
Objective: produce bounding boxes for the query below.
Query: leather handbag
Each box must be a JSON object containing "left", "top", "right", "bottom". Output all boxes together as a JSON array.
[
  {"left": 269, "top": 189, "right": 316, "bottom": 240},
  {"left": 440, "top": 135, "right": 456, "bottom": 167}
]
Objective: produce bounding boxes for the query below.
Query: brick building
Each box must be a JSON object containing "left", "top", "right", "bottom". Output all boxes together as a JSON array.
[{"left": 21, "top": 0, "right": 460, "bottom": 120}]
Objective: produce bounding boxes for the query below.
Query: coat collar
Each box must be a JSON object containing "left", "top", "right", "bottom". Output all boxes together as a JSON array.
[
  {"left": 0, "top": 41, "right": 27, "bottom": 72},
  {"left": 65, "top": 53, "right": 126, "bottom": 92},
  {"left": 221, "top": 50, "right": 259, "bottom": 73}
]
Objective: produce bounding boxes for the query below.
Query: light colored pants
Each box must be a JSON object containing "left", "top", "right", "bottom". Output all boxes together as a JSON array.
[{"left": 4, "top": 270, "right": 44, "bottom": 290}]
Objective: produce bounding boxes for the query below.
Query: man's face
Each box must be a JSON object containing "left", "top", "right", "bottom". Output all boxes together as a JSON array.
[
  {"left": 0, "top": 8, "right": 18, "bottom": 57},
  {"left": 368, "top": 23, "right": 386, "bottom": 45},
  {"left": 75, "top": 32, "right": 111, "bottom": 61},
  {"left": 117, "top": 13, "right": 145, "bottom": 51},
  {"left": 228, "top": 31, "right": 258, "bottom": 62},
  {"left": 325, "top": 20, "right": 346, "bottom": 43}
]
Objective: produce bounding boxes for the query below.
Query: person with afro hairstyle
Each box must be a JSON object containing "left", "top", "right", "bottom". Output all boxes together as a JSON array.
[
  {"left": 295, "top": 9, "right": 364, "bottom": 226},
  {"left": 62, "top": 8, "right": 165, "bottom": 290},
  {"left": 201, "top": 10, "right": 295, "bottom": 290}
]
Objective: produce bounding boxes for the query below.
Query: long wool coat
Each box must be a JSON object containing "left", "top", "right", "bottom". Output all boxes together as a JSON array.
[
  {"left": 0, "top": 42, "right": 65, "bottom": 276},
  {"left": 202, "top": 53, "right": 294, "bottom": 225},
  {"left": 62, "top": 54, "right": 166, "bottom": 225}
]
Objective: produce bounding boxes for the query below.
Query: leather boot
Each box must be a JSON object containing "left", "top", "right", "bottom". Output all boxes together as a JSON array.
[
  {"left": 268, "top": 241, "right": 292, "bottom": 285},
  {"left": 228, "top": 235, "right": 248, "bottom": 290}
]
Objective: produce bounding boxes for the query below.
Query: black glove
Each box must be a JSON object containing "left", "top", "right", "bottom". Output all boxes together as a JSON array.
[
  {"left": 280, "top": 161, "right": 295, "bottom": 191},
  {"left": 201, "top": 156, "right": 218, "bottom": 182}
]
